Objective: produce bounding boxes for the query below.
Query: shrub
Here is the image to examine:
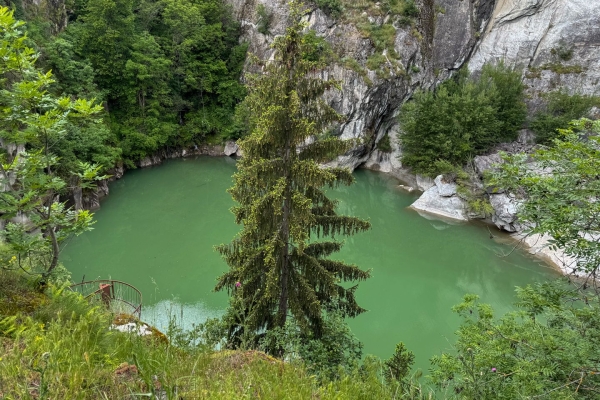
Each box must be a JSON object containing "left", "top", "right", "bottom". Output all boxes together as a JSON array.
[
  {"left": 431, "top": 282, "right": 600, "bottom": 399},
  {"left": 402, "top": 0, "right": 419, "bottom": 18},
  {"left": 315, "top": 0, "right": 344, "bottom": 18},
  {"left": 551, "top": 43, "right": 574, "bottom": 61},
  {"left": 377, "top": 133, "right": 392, "bottom": 152},
  {"left": 530, "top": 91, "right": 599, "bottom": 145},
  {"left": 367, "top": 53, "right": 387, "bottom": 70},
  {"left": 399, "top": 63, "right": 526, "bottom": 176},
  {"left": 256, "top": 4, "right": 273, "bottom": 35},
  {"left": 260, "top": 309, "right": 363, "bottom": 381}
]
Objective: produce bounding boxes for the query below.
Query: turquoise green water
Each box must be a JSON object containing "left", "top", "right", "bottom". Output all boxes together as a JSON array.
[{"left": 61, "top": 157, "right": 558, "bottom": 371}]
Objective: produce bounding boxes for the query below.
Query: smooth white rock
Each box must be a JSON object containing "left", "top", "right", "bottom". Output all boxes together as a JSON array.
[
  {"left": 434, "top": 175, "right": 458, "bottom": 197},
  {"left": 410, "top": 186, "right": 468, "bottom": 221},
  {"left": 224, "top": 141, "right": 239, "bottom": 156}
]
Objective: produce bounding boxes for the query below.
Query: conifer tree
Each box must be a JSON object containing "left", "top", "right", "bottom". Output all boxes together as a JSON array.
[{"left": 216, "top": 2, "right": 371, "bottom": 344}]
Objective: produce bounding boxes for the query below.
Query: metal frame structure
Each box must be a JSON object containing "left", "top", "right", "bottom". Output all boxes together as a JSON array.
[{"left": 69, "top": 279, "right": 142, "bottom": 318}]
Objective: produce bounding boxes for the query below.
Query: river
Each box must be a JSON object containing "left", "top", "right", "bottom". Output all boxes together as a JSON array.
[{"left": 61, "top": 156, "right": 558, "bottom": 372}]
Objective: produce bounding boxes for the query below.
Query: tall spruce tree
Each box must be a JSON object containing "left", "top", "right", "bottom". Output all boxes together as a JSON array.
[{"left": 215, "top": 2, "right": 371, "bottom": 345}]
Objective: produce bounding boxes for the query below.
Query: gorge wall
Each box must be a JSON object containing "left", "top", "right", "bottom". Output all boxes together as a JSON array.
[
  {"left": 221, "top": 0, "right": 599, "bottom": 273},
  {"left": 226, "top": 0, "right": 599, "bottom": 179}
]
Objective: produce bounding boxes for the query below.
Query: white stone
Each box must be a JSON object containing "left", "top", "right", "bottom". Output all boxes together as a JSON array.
[
  {"left": 224, "top": 141, "right": 239, "bottom": 156},
  {"left": 513, "top": 232, "right": 578, "bottom": 276},
  {"left": 416, "top": 175, "right": 435, "bottom": 191},
  {"left": 410, "top": 186, "right": 469, "bottom": 221},
  {"left": 489, "top": 193, "right": 521, "bottom": 232},
  {"left": 112, "top": 322, "right": 153, "bottom": 336},
  {"left": 434, "top": 175, "right": 458, "bottom": 197}
]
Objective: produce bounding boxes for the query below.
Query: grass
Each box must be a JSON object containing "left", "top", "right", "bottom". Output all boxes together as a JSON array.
[
  {"left": 0, "top": 270, "right": 426, "bottom": 399},
  {"left": 526, "top": 63, "right": 584, "bottom": 78},
  {"left": 0, "top": 269, "right": 46, "bottom": 317}
]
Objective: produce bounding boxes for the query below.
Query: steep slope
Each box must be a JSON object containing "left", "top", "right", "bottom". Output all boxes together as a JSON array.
[{"left": 226, "top": 0, "right": 599, "bottom": 182}]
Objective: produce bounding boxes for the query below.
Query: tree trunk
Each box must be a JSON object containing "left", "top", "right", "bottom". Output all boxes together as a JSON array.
[
  {"left": 277, "top": 129, "right": 292, "bottom": 327},
  {"left": 278, "top": 192, "right": 291, "bottom": 327},
  {"left": 46, "top": 227, "right": 60, "bottom": 276}
]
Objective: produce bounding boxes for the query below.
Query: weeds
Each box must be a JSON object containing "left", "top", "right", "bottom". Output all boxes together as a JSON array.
[{"left": 0, "top": 270, "right": 434, "bottom": 399}]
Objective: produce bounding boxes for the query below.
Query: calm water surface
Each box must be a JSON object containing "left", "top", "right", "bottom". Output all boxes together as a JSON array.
[{"left": 61, "top": 157, "right": 558, "bottom": 371}]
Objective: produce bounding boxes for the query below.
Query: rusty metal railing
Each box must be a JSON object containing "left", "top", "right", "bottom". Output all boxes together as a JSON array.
[{"left": 69, "top": 279, "right": 142, "bottom": 318}]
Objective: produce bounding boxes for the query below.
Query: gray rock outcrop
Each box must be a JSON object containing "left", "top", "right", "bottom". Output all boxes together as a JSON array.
[
  {"left": 225, "top": 0, "right": 599, "bottom": 175},
  {"left": 489, "top": 193, "right": 522, "bottom": 232},
  {"left": 410, "top": 175, "right": 468, "bottom": 221},
  {"left": 224, "top": 141, "right": 239, "bottom": 156},
  {"left": 470, "top": 0, "right": 600, "bottom": 98}
]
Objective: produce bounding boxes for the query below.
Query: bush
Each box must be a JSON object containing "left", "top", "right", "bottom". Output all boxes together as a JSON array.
[
  {"left": 260, "top": 309, "right": 363, "bottom": 381},
  {"left": 399, "top": 63, "right": 526, "bottom": 176},
  {"left": 315, "top": 0, "right": 344, "bottom": 18},
  {"left": 530, "top": 91, "right": 599, "bottom": 145},
  {"left": 402, "top": 0, "right": 419, "bottom": 18},
  {"left": 256, "top": 4, "right": 273, "bottom": 35},
  {"left": 377, "top": 133, "right": 392, "bottom": 152},
  {"left": 431, "top": 282, "right": 600, "bottom": 399}
]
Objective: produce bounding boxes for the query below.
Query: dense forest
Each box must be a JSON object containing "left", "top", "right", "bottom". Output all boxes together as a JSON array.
[{"left": 3, "top": 0, "right": 247, "bottom": 169}]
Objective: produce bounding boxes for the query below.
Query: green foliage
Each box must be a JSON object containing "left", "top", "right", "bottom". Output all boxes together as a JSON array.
[
  {"left": 530, "top": 91, "right": 599, "bottom": 144},
  {"left": 466, "top": 197, "right": 494, "bottom": 217},
  {"left": 401, "top": 0, "right": 419, "bottom": 17},
  {"left": 0, "top": 269, "right": 429, "bottom": 398},
  {"left": 488, "top": 119, "right": 600, "bottom": 278},
  {"left": 367, "top": 52, "right": 388, "bottom": 70},
  {"left": 27, "top": 0, "right": 248, "bottom": 165},
  {"left": 383, "top": 342, "right": 414, "bottom": 384},
  {"left": 261, "top": 308, "right": 363, "bottom": 381},
  {"left": 215, "top": 2, "right": 371, "bottom": 350},
  {"left": 315, "top": 0, "right": 344, "bottom": 18},
  {"left": 0, "top": 7, "right": 107, "bottom": 277},
  {"left": 377, "top": 133, "right": 392, "bottom": 152},
  {"left": 301, "top": 29, "right": 334, "bottom": 63},
  {"left": 256, "top": 4, "right": 272, "bottom": 35},
  {"left": 399, "top": 63, "right": 527, "bottom": 176},
  {"left": 364, "top": 22, "right": 396, "bottom": 53},
  {"left": 551, "top": 43, "right": 574, "bottom": 61},
  {"left": 431, "top": 282, "right": 600, "bottom": 399}
]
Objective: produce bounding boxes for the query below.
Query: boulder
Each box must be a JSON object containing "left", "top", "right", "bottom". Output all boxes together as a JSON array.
[
  {"left": 489, "top": 193, "right": 521, "bottom": 232},
  {"left": 416, "top": 175, "right": 435, "bottom": 191},
  {"left": 224, "top": 141, "right": 239, "bottom": 156},
  {"left": 434, "top": 175, "right": 457, "bottom": 197},
  {"left": 410, "top": 185, "right": 468, "bottom": 221},
  {"left": 473, "top": 153, "right": 503, "bottom": 177},
  {"left": 513, "top": 232, "right": 578, "bottom": 276}
]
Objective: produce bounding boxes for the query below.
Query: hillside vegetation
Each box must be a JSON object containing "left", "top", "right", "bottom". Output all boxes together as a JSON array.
[{"left": 7, "top": 0, "right": 247, "bottom": 167}]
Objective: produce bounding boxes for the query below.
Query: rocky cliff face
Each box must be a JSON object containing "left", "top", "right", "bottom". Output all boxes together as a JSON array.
[
  {"left": 226, "top": 0, "right": 598, "bottom": 176},
  {"left": 224, "top": 0, "right": 599, "bottom": 273},
  {"left": 470, "top": 0, "right": 600, "bottom": 98},
  {"left": 226, "top": 0, "right": 599, "bottom": 227}
]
